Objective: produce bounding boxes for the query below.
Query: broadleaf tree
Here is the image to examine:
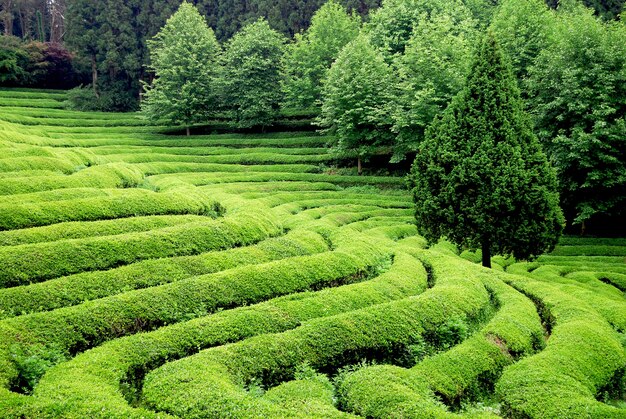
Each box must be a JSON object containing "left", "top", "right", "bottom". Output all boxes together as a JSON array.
[
  {"left": 318, "top": 33, "right": 396, "bottom": 175},
  {"left": 526, "top": 4, "right": 626, "bottom": 232},
  {"left": 409, "top": 32, "right": 564, "bottom": 267},
  {"left": 141, "top": 2, "right": 221, "bottom": 136},
  {"left": 392, "top": 10, "right": 477, "bottom": 162},
  {"left": 282, "top": 0, "right": 361, "bottom": 110},
  {"left": 221, "top": 18, "right": 285, "bottom": 129}
]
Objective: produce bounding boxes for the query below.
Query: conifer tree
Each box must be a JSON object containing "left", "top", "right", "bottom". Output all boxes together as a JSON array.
[
  {"left": 409, "top": 32, "right": 564, "bottom": 267},
  {"left": 141, "top": 2, "right": 221, "bottom": 136}
]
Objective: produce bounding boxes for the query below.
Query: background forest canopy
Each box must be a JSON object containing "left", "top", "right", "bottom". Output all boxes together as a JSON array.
[
  {"left": 0, "top": 0, "right": 623, "bottom": 98},
  {"left": 0, "top": 0, "right": 624, "bottom": 236}
]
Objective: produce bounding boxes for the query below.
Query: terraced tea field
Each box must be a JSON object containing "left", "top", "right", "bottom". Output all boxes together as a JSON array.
[{"left": 0, "top": 89, "right": 624, "bottom": 418}]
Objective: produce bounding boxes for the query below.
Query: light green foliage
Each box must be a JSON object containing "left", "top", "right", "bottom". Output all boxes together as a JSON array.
[
  {"left": 141, "top": 2, "right": 222, "bottom": 132},
  {"left": 319, "top": 34, "right": 396, "bottom": 173},
  {"left": 409, "top": 32, "right": 564, "bottom": 265},
  {"left": 526, "top": 4, "right": 626, "bottom": 226},
  {"left": 392, "top": 10, "right": 477, "bottom": 161},
  {"left": 366, "top": 0, "right": 473, "bottom": 56},
  {"left": 489, "top": 0, "right": 554, "bottom": 81},
  {"left": 221, "top": 19, "right": 285, "bottom": 129},
  {"left": 281, "top": 0, "right": 361, "bottom": 110}
]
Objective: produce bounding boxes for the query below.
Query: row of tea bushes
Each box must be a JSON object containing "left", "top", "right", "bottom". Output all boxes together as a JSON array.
[{"left": 0, "top": 229, "right": 327, "bottom": 319}]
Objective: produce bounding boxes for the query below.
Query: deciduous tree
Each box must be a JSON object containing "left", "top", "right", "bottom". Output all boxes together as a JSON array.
[
  {"left": 282, "top": 0, "right": 360, "bottom": 110},
  {"left": 141, "top": 2, "right": 221, "bottom": 136},
  {"left": 319, "top": 34, "right": 395, "bottom": 175},
  {"left": 221, "top": 18, "right": 285, "bottom": 129}
]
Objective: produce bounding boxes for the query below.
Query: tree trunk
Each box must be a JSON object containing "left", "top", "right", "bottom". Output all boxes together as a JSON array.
[
  {"left": 581, "top": 220, "right": 586, "bottom": 236},
  {"left": 186, "top": 126, "right": 190, "bottom": 137},
  {"left": 357, "top": 157, "right": 362, "bottom": 176},
  {"left": 91, "top": 55, "right": 99, "bottom": 98},
  {"left": 481, "top": 239, "right": 491, "bottom": 269}
]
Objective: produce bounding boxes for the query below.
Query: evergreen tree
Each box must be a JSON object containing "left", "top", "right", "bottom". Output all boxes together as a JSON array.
[
  {"left": 221, "top": 18, "right": 285, "bottom": 129},
  {"left": 141, "top": 2, "right": 221, "bottom": 136},
  {"left": 409, "top": 32, "right": 563, "bottom": 267},
  {"left": 282, "top": 0, "right": 361, "bottom": 110},
  {"left": 318, "top": 34, "right": 395, "bottom": 175}
]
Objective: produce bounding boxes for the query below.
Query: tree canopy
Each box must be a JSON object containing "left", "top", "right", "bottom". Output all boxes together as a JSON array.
[
  {"left": 221, "top": 18, "right": 285, "bottom": 129},
  {"left": 526, "top": 4, "right": 626, "bottom": 231},
  {"left": 282, "top": 0, "right": 361, "bottom": 110},
  {"left": 319, "top": 34, "right": 396, "bottom": 174},
  {"left": 409, "top": 32, "right": 564, "bottom": 267},
  {"left": 141, "top": 2, "right": 221, "bottom": 135}
]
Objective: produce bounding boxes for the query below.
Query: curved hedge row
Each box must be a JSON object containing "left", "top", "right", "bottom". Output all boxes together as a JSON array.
[
  {"left": 496, "top": 275, "right": 626, "bottom": 418},
  {"left": 0, "top": 229, "right": 326, "bottom": 319},
  {"left": 0, "top": 163, "right": 144, "bottom": 195},
  {"left": 0, "top": 188, "right": 221, "bottom": 231},
  {"left": 103, "top": 152, "right": 334, "bottom": 165},
  {"left": 21, "top": 252, "right": 428, "bottom": 418},
  {"left": 0, "top": 228, "right": 393, "bottom": 395},
  {"left": 337, "top": 273, "right": 545, "bottom": 417},
  {"left": 0, "top": 204, "right": 282, "bottom": 288},
  {"left": 0, "top": 214, "right": 207, "bottom": 247},
  {"left": 140, "top": 251, "right": 493, "bottom": 418}
]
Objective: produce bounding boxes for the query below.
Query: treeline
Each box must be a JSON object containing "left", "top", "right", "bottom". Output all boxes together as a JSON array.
[{"left": 140, "top": 0, "right": 625, "bottom": 234}]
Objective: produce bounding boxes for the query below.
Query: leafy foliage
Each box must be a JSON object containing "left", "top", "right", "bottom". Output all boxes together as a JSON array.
[
  {"left": 409, "top": 32, "right": 564, "bottom": 265},
  {"left": 526, "top": 4, "right": 626, "bottom": 228},
  {"left": 391, "top": 9, "right": 478, "bottom": 162},
  {"left": 281, "top": 0, "right": 361, "bottom": 110},
  {"left": 319, "top": 34, "right": 396, "bottom": 173},
  {"left": 221, "top": 19, "right": 285, "bottom": 129}
]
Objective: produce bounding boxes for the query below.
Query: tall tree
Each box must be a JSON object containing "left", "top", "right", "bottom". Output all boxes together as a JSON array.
[
  {"left": 526, "top": 4, "right": 626, "bottom": 231},
  {"left": 221, "top": 18, "right": 285, "bottom": 129},
  {"left": 391, "top": 10, "right": 477, "bottom": 162},
  {"left": 282, "top": 0, "right": 361, "bottom": 110},
  {"left": 319, "top": 34, "right": 396, "bottom": 175},
  {"left": 141, "top": 2, "right": 222, "bottom": 136},
  {"left": 489, "top": 0, "right": 554, "bottom": 81},
  {"left": 409, "top": 32, "right": 563, "bottom": 267}
]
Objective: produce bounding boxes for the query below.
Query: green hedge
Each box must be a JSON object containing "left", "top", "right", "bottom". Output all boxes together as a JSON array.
[
  {"left": 141, "top": 251, "right": 492, "bottom": 418},
  {"left": 0, "top": 164, "right": 144, "bottom": 195},
  {"left": 0, "top": 214, "right": 207, "bottom": 246},
  {"left": 0, "top": 205, "right": 281, "bottom": 288},
  {"left": 0, "top": 228, "right": 392, "bottom": 393},
  {"left": 22, "top": 252, "right": 427, "bottom": 418},
  {"left": 139, "top": 163, "right": 321, "bottom": 177},
  {"left": 102, "top": 151, "right": 334, "bottom": 165},
  {"left": 496, "top": 275, "right": 626, "bottom": 418},
  {"left": 0, "top": 188, "right": 221, "bottom": 231},
  {"left": 0, "top": 229, "right": 324, "bottom": 319}
]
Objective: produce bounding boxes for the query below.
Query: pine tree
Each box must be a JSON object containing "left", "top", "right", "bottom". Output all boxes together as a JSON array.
[
  {"left": 409, "top": 32, "right": 564, "bottom": 268},
  {"left": 141, "top": 2, "right": 221, "bottom": 136}
]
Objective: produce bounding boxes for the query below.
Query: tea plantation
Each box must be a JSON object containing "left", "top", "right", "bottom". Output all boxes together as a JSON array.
[{"left": 0, "top": 89, "right": 624, "bottom": 418}]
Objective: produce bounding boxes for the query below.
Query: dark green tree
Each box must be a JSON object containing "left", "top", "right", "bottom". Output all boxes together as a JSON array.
[
  {"left": 409, "top": 32, "right": 563, "bottom": 268},
  {"left": 526, "top": 4, "right": 626, "bottom": 232},
  {"left": 141, "top": 2, "right": 222, "bottom": 136},
  {"left": 318, "top": 34, "right": 396, "bottom": 175},
  {"left": 221, "top": 18, "right": 285, "bottom": 129}
]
